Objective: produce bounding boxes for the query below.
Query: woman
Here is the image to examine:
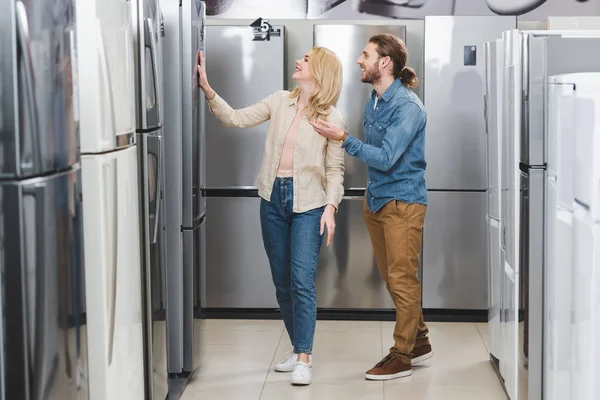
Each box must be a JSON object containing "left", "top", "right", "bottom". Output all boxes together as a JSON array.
[{"left": 196, "top": 46, "right": 346, "bottom": 386}]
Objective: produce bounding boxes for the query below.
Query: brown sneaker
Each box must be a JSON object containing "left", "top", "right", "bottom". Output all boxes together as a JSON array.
[
  {"left": 411, "top": 344, "right": 433, "bottom": 365},
  {"left": 365, "top": 353, "right": 412, "bottom": 381}
]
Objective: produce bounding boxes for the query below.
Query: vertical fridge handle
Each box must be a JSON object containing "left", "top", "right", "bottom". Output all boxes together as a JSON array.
[
  {"left": 15, "top": 1, "right": 42, "bottom": 171},
  {"left": 484, "top": 94, "right": 489, "bottom": 135},
  {"left": 23, "top": 183, "right": 49, "bottom": 398},
  {"left": 106, "top": 158, "right": 119, "bottom": 366},
  {"left": 147, "top": 136, "right": 162, "bottom": 243},
  {"left": 96, "top": 19, "right": 118, "bottom": 146},
  {"left": 144, "top": 18, "right": 161, "bottom": 126}
]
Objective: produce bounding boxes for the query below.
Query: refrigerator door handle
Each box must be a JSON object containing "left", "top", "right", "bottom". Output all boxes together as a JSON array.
[
  {"left": 23, "top": 183, "right": 50, "bottom": 398},
  {"left": 105, "top": 158, "right": 119, "bottom": 366},
  {"left": 15, "top": 1, "right": 41, "bottom": 171},
  {"left": 484, "top": 94, "right": 489, "bottom": 134},
  {"left": 96, "top": 19, "right": 118, "bottom": 147},
  {"left": 147, "top": 135, "right": 162, "bottom": 243},
  {"left": 144, "top": 18, "right": 161, "bottom": 126}
]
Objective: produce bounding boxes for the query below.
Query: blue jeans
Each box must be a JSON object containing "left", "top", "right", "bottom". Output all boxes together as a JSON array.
[{"left": 260, "top": 177, "right": 324, "bottom": 354}]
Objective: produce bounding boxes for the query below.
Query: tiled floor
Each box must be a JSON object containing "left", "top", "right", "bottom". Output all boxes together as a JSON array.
[{"left": 180, "top": 320, "right": 507, "bottom": 400}]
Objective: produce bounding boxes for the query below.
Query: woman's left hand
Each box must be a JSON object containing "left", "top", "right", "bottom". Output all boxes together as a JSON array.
[{"left": 320, "top": 204, "right": 337, "bottom": 246}]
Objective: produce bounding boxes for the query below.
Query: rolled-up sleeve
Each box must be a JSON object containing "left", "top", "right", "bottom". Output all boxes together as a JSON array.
[
  {"left": 207, "top": 91, "right": 276, "bottom": 128},
  {"left": 324, "top": 112, "right": 346, "bottom": 210}
]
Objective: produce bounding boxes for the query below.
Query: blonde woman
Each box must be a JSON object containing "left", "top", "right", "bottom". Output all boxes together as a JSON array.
[{"left": 196, "top": 47, "right": 345, "bottom": 386}]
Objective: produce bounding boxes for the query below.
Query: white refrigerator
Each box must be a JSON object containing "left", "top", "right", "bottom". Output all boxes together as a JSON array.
[
  {"left": 76, "top": 0, "right": 145, "bottom": 398},
  {"left": 569, "top": 72, "right": 600, "bottom": 400}
]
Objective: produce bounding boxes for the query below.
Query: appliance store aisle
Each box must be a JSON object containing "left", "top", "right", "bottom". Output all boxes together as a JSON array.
[{"left": 181, "top": 320, "right": 505, "bottom": 400}]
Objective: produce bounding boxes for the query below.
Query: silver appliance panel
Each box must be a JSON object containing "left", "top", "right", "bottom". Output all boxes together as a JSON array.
[
  {"left": 203, "top": 197, "right": 276, "bottom": 308},
  {"left": 422, "top": 191, "right": 488, "bottom": 310},
  {"left": 1, "top": 168, "right": 88, "bottom": 399},
  {"left": 315, "top": 196, "right": 394, "bottom": 309},
  {"left": 424, "top": 16, "right": 516, "bottom": 191},
  {"left": 487, "top": 216, "right": 502, "bottom": 360},
  {"left": 0, "top": 0, "right": 79, "bottom": 179},
  {"left": 133, "top": 0, "right": 163, "bottom": 130},
  {"left": 161, "top": 0, "right": 184, "bottom": 374},
  {"left": 313, "top": 24, "right": 407, "bottom": 190},
  {"left": 204, "top": 25, "right": 285, "bottom": 189},
  {"left": 485, "top": 41, "right": 501, "bottom": 220}
]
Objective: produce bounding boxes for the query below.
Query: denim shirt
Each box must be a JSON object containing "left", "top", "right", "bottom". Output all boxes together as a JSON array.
[{"left": 342, "top": 78, "right": 428, "bottom": 213}]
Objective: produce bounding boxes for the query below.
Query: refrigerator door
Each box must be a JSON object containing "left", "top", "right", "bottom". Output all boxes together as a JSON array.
[
  {"left": 81, "top": 146, "right": 144, "bottom": 400},
  {"left": 523, "top": 34, "right": 600, "bottom": 167},
  {"left": 485, "top": 40, "right": 501, "bottom": 220},
  {"left": 203, "top": 197, "right": 276, "bottom": 308},
  {"left": 424, "top": 16, "right": 516, "bottom": 191},
  {"left": 205, "top": 24, "right": 285, "bottom": 189},
  {"left": 1, "top": 168, "right": 88, "bottom": 399},
  {"left": 487, "top": 216, "right": 502, "bottom": 360},
  {"left": 77, "top": 0, "right": 136, "bottom": 154},
  {"left": 133, "top": 0, "right": 163, "bottom": 131},
  {"left": 313, "top": 24, "right": 407, "bottom": 190},
  {"left": 422, "top": 191, "right": 488, "bottom": 310},
  {"left": 571, "top": 73, "right": 600, "bottom": 220},
  {"left": 571, "top": 208, "right": 600, "bottom": 400},
  {"left": 0, "top": 0, "right": 79, "bottom": 179},
  {"left": 315, "top": 196, "right": 394, "bottom": 309}
]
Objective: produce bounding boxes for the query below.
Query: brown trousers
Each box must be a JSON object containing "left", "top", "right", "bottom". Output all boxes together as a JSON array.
[{"left": 363, "top": 199, "right": 430, "bottom": 360}]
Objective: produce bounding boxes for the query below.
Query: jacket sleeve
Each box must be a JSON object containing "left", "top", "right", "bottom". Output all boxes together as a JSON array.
[
  {"left": 206, "top": 91, "right": 277, "bottom": 128},
  {"left": 324, "top": 111, "right": 346, "bottom": 210},
  {"left": 343, "top": 101, "right": 425, "bottom": 171}
]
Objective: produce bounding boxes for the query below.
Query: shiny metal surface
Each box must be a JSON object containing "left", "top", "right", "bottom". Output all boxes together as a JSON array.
[
  {"left": 485, "top": 41, "right": 501, "bottom": 220},
  {"left": 203, "top": 197, "right": 275, "bottom": 308},
  {"left": 0, "top": 0, "right": 79, "bottom": 179},
  {"left": 316, "top": 197, "right": 394, "bottom": 309},
  {"left": 161, "top": 0, "right": 184, "bottom": 374},
  {"left": 421, "top": 191, "right": 488, "bottom": 310},
  {"left": 204, "top": 24, "right": 285, "bottom": 189},
  {"left": 1, "top": 168, "right": 88, "bottom": 399},
  {"left": 487, "top": 216, "right": 502, "bottom": 359},
  {"left": 313, "top": 25, "right": 406, "bottom": 190},
  {"left": 424, "top": 16, "right": 516, "bottom": 191}
]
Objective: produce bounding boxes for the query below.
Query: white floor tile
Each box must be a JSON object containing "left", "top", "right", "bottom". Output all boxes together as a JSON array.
[
  {"left": 261, "top": 382, "right": 384, "bottom": 400},
  {"left": 383, "top": 383, "right": 507, "bottom": 400}
]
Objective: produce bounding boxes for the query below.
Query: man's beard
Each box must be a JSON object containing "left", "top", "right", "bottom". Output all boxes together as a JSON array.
[{"left": 361, "top": 64, "right": 381, "bottom": 84}]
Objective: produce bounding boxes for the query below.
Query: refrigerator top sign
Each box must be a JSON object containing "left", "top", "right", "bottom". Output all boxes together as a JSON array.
[{"left": 250, "top": 18, "right": 281, "bottom": 41}]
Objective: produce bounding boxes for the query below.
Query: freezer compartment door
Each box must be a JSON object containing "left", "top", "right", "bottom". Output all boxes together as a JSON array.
[
  {"left": 313, "top": 24, "right": 407, "bottom": 189},
  {"left": 543, "top": 181, "right": 573, "bottom": 400},
  {"left": 485, "top": 41, "right": 501, "bottom": 220},
  {"left": 1, "top": 0, "right": 79, "bottom": 178},
  {"left": 316, "top": 196, "right": 395, "bottom": 309},
  {"left": 487, "top": 216, "right": 502, "bottom": 359},
  {"left": 502, "top": 253, "right": 519, "bottom": 400},
  {"left": 570, "top": 208, "right": 600, "bottom": 400},
  {"left": 136, "top": 0, "right": 163, "bottom": 130},
  {"left": 1, "top": 168, "right": 88, "bottom": 399},
  {"left": 422, "top": 191, "right": 487, "bottom": 310},
  {"left": 424, "top": 16, "right": 516, "bottom": 191},
  {"left": 204, "top": 25, "right": 285, "bottom": 188},
  {"left": 81, "top": 146, "right": 144, "bottom": 399},
  {"left": 203, "top": 197, "right": 276, "bottom": 308}
]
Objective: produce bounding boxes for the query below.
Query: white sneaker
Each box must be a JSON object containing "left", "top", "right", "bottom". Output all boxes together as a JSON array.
[
  {"left": 274, "top": 351, "right": 312, "bottom": 372},
  {"left": 291, "top": 362, "right": 312, "bottom": 386}
]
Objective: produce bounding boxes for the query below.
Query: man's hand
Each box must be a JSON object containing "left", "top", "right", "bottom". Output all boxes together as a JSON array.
[
  {"left": 309, "top": 119, "right": 346, "bottom": 141},
  {"left": 320, "top": 204, "right": 337, "bottom": 246}
]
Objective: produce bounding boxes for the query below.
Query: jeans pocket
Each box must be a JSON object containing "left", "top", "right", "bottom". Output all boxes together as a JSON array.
[{"left": 395, "top": 200, "right": 410, "bottom": 219}]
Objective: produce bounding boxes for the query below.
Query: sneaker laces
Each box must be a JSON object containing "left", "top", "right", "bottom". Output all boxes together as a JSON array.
[
  {"left": 375, "top": 353, "right": 396, "bottom": 368},
  {"left": 293, "top": 362, "right": 310, "bottom": 379},
  {"left": 281, "top": 350, "right": 296, "bottom": 364}
]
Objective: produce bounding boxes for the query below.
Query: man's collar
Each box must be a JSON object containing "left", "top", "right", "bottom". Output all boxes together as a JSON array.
[{"left": 372, "top": 78, "right": 402, "bottom": 102}]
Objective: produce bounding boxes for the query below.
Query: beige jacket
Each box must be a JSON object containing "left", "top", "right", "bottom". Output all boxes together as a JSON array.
[{"left": 207, "top": 90, "right": 346, "bottom": 213}]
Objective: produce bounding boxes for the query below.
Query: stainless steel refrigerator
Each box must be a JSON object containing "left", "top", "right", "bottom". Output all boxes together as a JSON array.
[
  {"left": 484, "top": 38, "right": 504, "bottom": 367},
  {"left": 313, "top": 24, "right": 407, "bottom": 310},
  {"left": 162, "top": 0, "right": 205, "bottom": 377},
  {"left": 201, "top": 24, "right": 285, "bottom": 309},
  {"left": 131, "top": 0, "right": 168, "bottom": 397},
  {"left": 500, "top": 30, "right": 600, "bottom": 400},
  {"left": 0, "top": 0, "right": 89, "bottom": 398},
  {"left": 422, "top": 16, "right": 517, "bottom": 312}
]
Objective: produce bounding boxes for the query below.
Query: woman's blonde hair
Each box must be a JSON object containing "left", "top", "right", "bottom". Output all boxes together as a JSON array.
[{"left": 290, "top": 46, "right": 343, "bottom": 121}]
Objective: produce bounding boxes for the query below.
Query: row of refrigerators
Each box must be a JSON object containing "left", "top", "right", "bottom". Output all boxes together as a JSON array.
[
  {"left": 484, "top": 28, "right": 600, "bottom": 400},
  {"left": 0, "top": 0, "right": 204, "bottom": 399}
]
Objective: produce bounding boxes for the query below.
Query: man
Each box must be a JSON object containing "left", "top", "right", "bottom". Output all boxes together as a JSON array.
[{"left": 309, "top": 34, "right": 432, "bottom": 381}]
